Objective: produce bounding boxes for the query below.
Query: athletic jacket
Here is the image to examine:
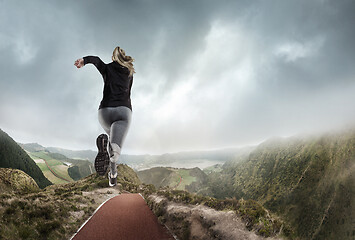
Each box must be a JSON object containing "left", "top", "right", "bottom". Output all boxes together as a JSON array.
[{"left": 83, "top": 56, "right": 133, "bottom": 111}]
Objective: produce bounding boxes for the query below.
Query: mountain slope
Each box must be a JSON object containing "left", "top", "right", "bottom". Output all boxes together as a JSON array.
[
  {"left": 0, "top": 168, "right": 39, "bottom": 193},
  {"left": 0, "top": 164, "right": 142, "bottom": 240},
  {"left": 206, "top": 129, "right": 355, "bottom": 240},
  {"left": 0, "top": 129, "right": 51, "bottom": 188},
  {"left": 137, "top": 167, "right": 174, "bottom": 188}
]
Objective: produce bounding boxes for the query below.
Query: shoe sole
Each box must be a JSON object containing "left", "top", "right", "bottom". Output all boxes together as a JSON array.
[{"left": 94, "top": 134, "right": 110, "bottom": 176}]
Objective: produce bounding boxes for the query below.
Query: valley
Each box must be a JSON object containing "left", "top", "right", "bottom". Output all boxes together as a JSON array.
[
  {"left": 20, "top": 143, "right": 94, "bottom": 184},
  {"left": 1, "top": 127, "right": 353, "bottom": 239},
  {"left": 28, "top": 151, "right": 73, "bottom": 184}
]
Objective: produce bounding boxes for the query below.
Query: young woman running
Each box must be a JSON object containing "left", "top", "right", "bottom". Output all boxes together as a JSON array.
[{"left": 74, "top": 46, "right": 134, "bottom": 186}]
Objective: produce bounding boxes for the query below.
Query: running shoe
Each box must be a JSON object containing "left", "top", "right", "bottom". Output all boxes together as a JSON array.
[
  {"left": 94, "top": 134, "right": 110, "bottom": 176},
  {"left": 108, "top": 171, "right": 117, "bottom": 187}
]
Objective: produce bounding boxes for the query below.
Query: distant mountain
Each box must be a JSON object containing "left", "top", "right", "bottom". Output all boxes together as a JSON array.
[
  {"left": 46, "top": 146, "right": 96, "bottom": 161},
  {"left": 19, "top": 143, "right": 96, "bottom": 161},
  {"left": 18, "top": 142, "right": 46, "bottom": 152},
  {"left": 20, "top": 142, "right": 256, "bottom": 171},
  {"left": 121, "top": 146, "right": 255, "bottom": 171},
  {"left": 0, "top": 129, "right": 52, "bottom": 189},
  {"left": 205, "top": 128, "right": 355, "bottom": 240}
]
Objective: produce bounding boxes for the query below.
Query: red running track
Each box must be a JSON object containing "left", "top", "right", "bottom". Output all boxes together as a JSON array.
[{"left": 71, "top": 193, "right": 175, "bottom": 240}]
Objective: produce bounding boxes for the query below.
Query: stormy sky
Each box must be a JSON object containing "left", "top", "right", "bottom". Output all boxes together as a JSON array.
[{"left": 0, "top": 0, "right": 354, "bottom": 155}]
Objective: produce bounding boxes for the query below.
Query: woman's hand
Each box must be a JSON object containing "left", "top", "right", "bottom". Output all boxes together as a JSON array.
[{"left": 74, "top": 58, "right": 84, "bottom": 68}]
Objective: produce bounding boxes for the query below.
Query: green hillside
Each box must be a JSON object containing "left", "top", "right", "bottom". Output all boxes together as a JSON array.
[
  {"left": 136, "top": 167, "right": 173, "bottom": 188},
  {"left": 206, "top": 129, "right": 355, "bottom": 240},
  {"left": 202, "top": 163, "right": 223, "bottom": 174},
  {"left": 0, "top": 129, "right": 51, "bottom": 189},
  {"left": 0, "top": 164, "right": 143, "bottom": 240},
  {"left": 137, "top": 167, "right": 208, "bottom": 192},
  {"left": 0, "top": 168, "right": 39, "bottom": 193}
]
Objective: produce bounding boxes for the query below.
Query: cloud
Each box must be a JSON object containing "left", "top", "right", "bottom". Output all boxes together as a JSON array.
[
  {"left": 274, "top": 36, "right": 325, "bottom": 62},
  {"left": 0, "top": 0, "right": 354, "bottom": 154}
]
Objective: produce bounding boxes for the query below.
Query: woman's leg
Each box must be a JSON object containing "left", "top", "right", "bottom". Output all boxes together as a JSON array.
[
  {"left": 98, "top": 109, "right": 111, "bottom": 136},
  {"left": 94, "top": 109, "right": 112, "bottom": 175},
  {"left": 108, "top": 107, "right": 132, "bottom": 177}
]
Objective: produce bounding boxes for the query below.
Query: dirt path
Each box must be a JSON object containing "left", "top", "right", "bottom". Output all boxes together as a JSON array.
[
  {"left": 173, "top": 174, "right": 182, "bottom": 189},
  {"left": 43, "top": 158, "right": 71, "bottom": 182},
  {"left": 71, "top": 193, "right": 175, "bottom": 240}
]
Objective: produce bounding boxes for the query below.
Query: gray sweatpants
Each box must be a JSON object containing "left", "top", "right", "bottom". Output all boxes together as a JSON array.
[{"left": 98, "top": 106, "right": 132, "bottom": 176}]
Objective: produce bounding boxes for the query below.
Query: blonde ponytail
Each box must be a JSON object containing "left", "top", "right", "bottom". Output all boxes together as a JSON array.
[{"left": 112, "top": 46, "right": 135, "bottom": 77}]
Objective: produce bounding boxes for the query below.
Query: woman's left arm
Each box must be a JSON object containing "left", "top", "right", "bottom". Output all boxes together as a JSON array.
[{"left": 82, "top": 56, "right": 107, "bottom": 76}]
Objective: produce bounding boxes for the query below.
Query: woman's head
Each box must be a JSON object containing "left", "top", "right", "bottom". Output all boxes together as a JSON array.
[{"left": 112, "top": 46, "right": 135, "bottom": 77}]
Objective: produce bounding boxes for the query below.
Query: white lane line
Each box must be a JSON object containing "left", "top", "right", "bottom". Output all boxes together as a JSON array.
[
  {"left": 70, "top": 193, "right": 120, "bottom": 240},
  {"left": 138, "top": 192, "right": 145, "bottom": 199}
]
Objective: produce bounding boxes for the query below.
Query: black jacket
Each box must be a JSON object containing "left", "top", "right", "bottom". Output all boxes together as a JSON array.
[{"left": 83, "top": 56, "right": 133, "bottom": 111}]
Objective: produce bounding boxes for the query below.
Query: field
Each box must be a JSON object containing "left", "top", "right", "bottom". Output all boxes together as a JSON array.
[
  {"left": 174, "top": 169, "right": 196, "bottom": 190},
  {"left": 137, "top": 166, "right": 205, "bottom": 191},
  {"left": 28, "top": 151, "right": 74, "bottom": 184},
  {"left": 161, "top": 168, "right": 197, "bottom": 190}
]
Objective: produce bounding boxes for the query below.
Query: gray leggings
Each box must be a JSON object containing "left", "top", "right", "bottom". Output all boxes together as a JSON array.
[{"left": 98, "top": 106, "right": 132, "bottom": 158}]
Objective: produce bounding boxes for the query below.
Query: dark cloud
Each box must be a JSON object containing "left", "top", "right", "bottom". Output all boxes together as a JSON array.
[{"left": 0, "top": 0, "right": 354, "bottom": 154}]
